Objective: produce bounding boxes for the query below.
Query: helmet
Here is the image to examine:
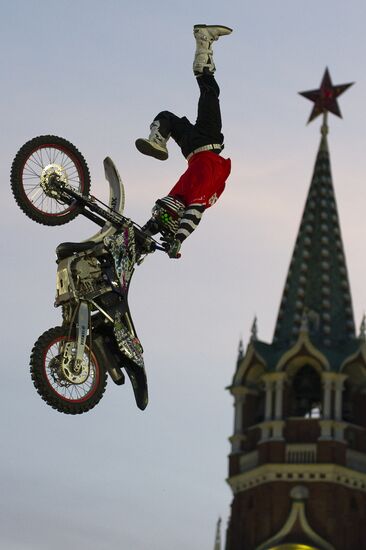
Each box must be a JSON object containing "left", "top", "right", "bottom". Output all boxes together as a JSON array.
[{"left": 152, "top": 196, "right": 185, "bottom": 238}]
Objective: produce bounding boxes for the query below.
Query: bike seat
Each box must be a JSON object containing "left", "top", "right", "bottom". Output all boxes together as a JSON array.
[{"left": 56, "top": 241, "right": 100, "bottom": 260}]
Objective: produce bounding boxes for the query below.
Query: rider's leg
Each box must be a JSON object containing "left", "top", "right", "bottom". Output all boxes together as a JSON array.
[
  {"left": 192, "top": 24, "right": 232, "bottom": 76},
  {"left": 194, "top": 73, "right": 223, "bottom": 144},
  {"left": 135, "top": 25, "right": 232, "bottom": 161},
  {"left": 135, "top": 111, "right": 192, "bottom": 161},
  {"left": 135, "top": 113, "right": 172, "bottom": 161},
  {"left": 190, "top": 25, "right": 232, "bottom": 149}
]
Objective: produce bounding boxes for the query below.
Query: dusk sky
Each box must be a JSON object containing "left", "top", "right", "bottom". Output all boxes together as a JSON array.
[{"left": 2, "top": 1, "right": 366, "bottom": 549}]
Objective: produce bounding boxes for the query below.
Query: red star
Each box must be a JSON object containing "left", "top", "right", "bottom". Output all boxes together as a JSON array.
[{"left": 299, "top": 68, "right": 354, "bottom": 123}]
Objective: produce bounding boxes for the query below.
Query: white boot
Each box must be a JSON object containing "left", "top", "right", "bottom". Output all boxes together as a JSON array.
[
  {"left": 135, "top": 120, "right": 170, "bottom": 161},
  {"left": 193, "top": 24, "right": 232, "bottom": 75}
]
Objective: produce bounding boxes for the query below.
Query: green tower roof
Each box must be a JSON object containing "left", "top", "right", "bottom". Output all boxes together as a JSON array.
[{"left": 273, "top": 126, "right": 355, "bottom": 349}]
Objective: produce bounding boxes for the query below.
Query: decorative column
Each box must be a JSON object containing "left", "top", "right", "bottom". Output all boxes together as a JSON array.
[
  {"left": 334, "top": 374, "right": 347, "bottom": 421},
  {"left": 260, "top": 374, "right": 274, "bottom": 442},
  {"left": 273, "top": 372, "right": 286, "bottom": 439},
  {"left": 261, "top": 373, "right": 286, "bottom": 441},
  {"left": 322, "top": 372, "right": 334, "bottom": 420},
  {"left": 234, "top": 394, "right": 245, "bottom": 433},
  {"left": 231, "top": 387, "right": 249, "bottom": 453},
  {"left": 274, "top": 373, "right": 286, "bottom": 420},
  {"left": 319, "top": 372, "right": 335, "bottom": 440},
  {"left": 263, "top": 375, "right": 274, "bottom": 421},
  {"left": 334, "top": 374, "right": 348, "bottom": 441}
]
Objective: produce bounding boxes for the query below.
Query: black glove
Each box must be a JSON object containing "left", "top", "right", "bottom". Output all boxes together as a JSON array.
[
  {"left": 141, "top": 218, "right": 159, "bottom": 237},
  {"left": 166, "top": 239, "right": 182, "bottom": 259}
]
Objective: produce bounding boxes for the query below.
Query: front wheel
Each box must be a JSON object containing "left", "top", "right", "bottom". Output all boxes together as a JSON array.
[
  {"left": 30, "top": 326, "right": 107, "bottom": 414},
  {"left": 11, "top": 135, "right": 90, "bottom": 226}
]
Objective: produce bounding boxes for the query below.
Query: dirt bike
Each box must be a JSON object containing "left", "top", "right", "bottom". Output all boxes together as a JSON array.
[{"left": 11, "top": 135, "right": 164, "bottom": 415}]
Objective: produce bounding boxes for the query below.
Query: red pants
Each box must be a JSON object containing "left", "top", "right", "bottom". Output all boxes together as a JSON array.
[{"left": 168, "top": 151, "right": 231, "bottom": 208}]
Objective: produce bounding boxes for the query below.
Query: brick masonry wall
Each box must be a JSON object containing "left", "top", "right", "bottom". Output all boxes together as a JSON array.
[{"left": 225, "top": 482, "right": 366, "bottom": 550}]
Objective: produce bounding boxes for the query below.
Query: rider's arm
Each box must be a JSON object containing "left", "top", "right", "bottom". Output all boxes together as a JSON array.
[
  {"left": 168, "top": 203, "right": 205, "bottom": 258},
  {"left": 175, "top": 203, "right": 205, "bottom": 244}
]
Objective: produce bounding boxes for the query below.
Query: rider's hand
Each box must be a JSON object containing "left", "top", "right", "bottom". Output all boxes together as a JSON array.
[{"left": 167, "top": 239, "right": 182, "bottom": 259}]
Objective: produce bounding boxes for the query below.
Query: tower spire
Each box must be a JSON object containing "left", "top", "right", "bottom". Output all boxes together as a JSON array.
[
  {"left": 213, "top": 517, "right": 221, "bottom": 550},
  {"left": 250, "top": 316, "right": 258, "bottom": 342},
  {"left": 274, "top": 70, "right": 355, "bottom": 347}
]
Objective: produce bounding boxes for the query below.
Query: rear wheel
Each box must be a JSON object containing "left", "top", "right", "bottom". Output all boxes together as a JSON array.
[
  {"left": 11, "top": 135, "right": 90, "bottom": 226},
  {"left": 30, "top": 326, "right": 107, "bottom": 414}
]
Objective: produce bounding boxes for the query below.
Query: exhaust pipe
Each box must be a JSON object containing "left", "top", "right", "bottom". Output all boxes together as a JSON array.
[{"left": 93, "top": 334, "right": 125, "bottom": 386}]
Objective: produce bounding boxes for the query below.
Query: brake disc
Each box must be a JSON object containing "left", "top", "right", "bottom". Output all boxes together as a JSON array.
[
  {"left": 60, "top": 342, "right": 90, "bottom": 384},
  {"left": 40, "top": 164, "right": 68, "bottom": 198}
]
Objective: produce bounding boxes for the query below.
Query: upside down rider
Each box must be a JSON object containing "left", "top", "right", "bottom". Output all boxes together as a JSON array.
[{"left": 136, "top": 24, "right": 232, "bottom": 258}]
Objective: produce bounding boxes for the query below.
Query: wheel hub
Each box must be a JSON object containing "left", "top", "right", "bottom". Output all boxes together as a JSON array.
[
  {"left": 59, "top": 342, "right": 91, "bottom": 384},
  {"left": 40, "top": 164, "right": 68, "bottom": 198}
]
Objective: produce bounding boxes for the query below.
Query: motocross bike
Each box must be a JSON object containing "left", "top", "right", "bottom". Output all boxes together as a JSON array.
[{"left": 11, "top": 135, "right": 164, "bottom": 415}]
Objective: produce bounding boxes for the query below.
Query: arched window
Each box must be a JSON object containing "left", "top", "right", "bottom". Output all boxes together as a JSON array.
[
  {"left": 291, "top": 364, "right": 322, "bottom": 418},
  {"left": 254, "top": 391, "right": 265, "bottom": 423},
  {"left": 242, "top": 363, "right": 266, "bottom": 426}
]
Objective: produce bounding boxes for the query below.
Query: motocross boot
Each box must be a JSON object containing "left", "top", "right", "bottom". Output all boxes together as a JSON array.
[
  {"left": 135, "top": 120, "right": 170, "bottom": 161},
  {"left": 193, "top": 24, "right": 233, "bottom": 75}
]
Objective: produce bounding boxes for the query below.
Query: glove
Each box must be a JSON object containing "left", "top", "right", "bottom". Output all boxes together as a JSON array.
[{"left": 167, "top": 239, "right": 182, "bottom": 259}]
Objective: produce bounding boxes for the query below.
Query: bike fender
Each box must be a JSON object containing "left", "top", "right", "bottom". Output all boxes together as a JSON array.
[{"left": 82, "top": 156, "right": 125, "bottom": 244}]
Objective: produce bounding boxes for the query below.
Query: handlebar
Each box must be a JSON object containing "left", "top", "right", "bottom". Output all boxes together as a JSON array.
[
  {"left": 153, "top": 243, "right": 167, "bottom": 252},
  {"left": 132, "top": 224, "right": 167, "bottom": 254}
]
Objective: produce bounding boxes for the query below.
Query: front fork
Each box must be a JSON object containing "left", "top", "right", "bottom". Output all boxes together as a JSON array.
[{"left": 61, "top": 300, "right": 90, "bottom": 375}]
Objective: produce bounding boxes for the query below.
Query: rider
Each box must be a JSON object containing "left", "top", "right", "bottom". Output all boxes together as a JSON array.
[{"left": 136, "top": 24, "right": 232, "bottom": 258}]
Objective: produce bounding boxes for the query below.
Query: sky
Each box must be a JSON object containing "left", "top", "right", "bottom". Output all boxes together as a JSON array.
[{"left": 1, "top": 1, "right": 366, "bottom": 549}]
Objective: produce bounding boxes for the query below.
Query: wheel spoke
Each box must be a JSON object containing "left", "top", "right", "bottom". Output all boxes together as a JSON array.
[
  {"left": 61, "top": 158, "right": 75, "bottom": 170},
  {"left": 67, "top": 169, "right": 79, "bottom": 178},
  {"left": 24, "top": 164, "right": 41, "bottom": 177},
  {"left": 35, "top": 149, "right": 45, "bottom": 168},
  {"left": 23, "top": 177, "right": 42, "bottom": 183},
  {"left": 29, "top": 155, "right": 44, "bottom": 170},
  {"left": 28, "top": 187, "right": 44, "bottom": 204},
  {"left": 30, "top": 155, "right": 43, "bottom": 169},
  {"left": 45, "top": 148, "right": 52, "bottom": 164},
  {"left": 24, "top": 182, "right": 43, "bottom": 191}
]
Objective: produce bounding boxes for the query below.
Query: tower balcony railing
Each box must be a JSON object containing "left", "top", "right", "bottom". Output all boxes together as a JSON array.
[
  {"left": 285, "top": 443, "right": 317, "bottom": 464},
  {"left": 237, "top": 444, "right": 317, "bottom": 473}
]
